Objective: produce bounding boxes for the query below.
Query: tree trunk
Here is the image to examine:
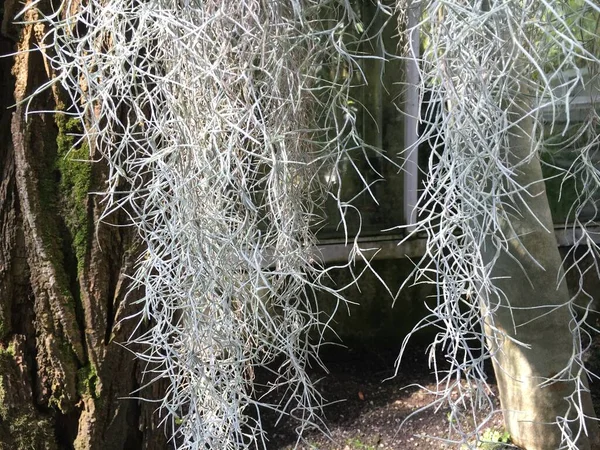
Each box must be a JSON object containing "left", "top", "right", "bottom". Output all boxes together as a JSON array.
[
  {"left": 0, "top": 1, "right": 169, "bottom": 448},
  {"left": 482, "top": 78, "right": 600, "bottom": 449}
]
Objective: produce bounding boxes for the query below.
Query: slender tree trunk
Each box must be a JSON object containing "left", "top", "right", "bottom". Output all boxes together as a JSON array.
[
  {"left": 0, "top": 1, "right": 169, "bottom": 448},
  {"left": 482, "top": 78, "right": 599, "bottom": 450}
]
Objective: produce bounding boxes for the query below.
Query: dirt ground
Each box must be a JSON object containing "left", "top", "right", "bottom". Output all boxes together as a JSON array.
[{"left": 257, "top": 337, "right": 600, "bottom": 450}]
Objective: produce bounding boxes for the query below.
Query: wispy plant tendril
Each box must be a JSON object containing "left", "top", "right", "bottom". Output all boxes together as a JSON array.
[
  {"left": 395, "top": 0, "right": 600, "bottom": 446},
  {"left": 19, "top": 0, "right": 383, "bottom": 447}
]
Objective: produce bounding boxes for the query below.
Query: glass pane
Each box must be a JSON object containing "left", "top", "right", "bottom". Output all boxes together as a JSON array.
[{"left": 316, "top": 1, "right": 405, "bottom": 239}]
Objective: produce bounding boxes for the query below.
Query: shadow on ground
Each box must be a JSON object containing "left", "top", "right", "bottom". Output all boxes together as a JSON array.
[{"left": 256, "top": 343, "right": 506, "bottom": 450}]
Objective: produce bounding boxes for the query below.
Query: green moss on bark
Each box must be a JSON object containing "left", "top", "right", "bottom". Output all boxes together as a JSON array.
[
  {"left": 0, "top": 350, "right": 57, "bottom": 450},
  {"left": 1, "top": 414, "right": 57, "bottom": 450},
  {"left": 77, "top": 363, "right": 99, "bottom": 399},
  {"left": 47, "top": 340, "right": 79, "bottom": 414},
  {"left": 36, "top": 110, "right": 91, "bottom": 283},
  {"left": 55, "top": 113, "right": 91, "bottom": 272}
]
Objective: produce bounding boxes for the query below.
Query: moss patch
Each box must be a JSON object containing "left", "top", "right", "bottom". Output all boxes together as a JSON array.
[
  {"left": 77, "top": 363, "right": 99, "bottom": 399},
  {"left": 3, "top": 414, "right": 57, "bottom": 450},
  {"left": 36, "top": 110, "right": 91, "bottom": 281},
  {"left": 0, "top": 350, "right": 57, "bottom": 450},
  {"left": 55, "top": 113, "right": 91, "bottom": 272},
  {"left": 44, "top": 339, "right": 79, "bottom": 414}
]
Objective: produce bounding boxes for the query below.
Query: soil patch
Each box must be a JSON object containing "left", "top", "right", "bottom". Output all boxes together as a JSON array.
[{"left": 259, "top": 337, "right": 600, "bottom": 450}]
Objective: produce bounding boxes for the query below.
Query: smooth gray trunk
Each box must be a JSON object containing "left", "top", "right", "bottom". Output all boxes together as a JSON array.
[{"left": 481, "top": 79, "right": 599, "bottom": 449}]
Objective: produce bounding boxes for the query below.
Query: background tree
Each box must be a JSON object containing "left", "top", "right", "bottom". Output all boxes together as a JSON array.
[{"left": 398, "top": 0, "right": 600, "bottom": 448}]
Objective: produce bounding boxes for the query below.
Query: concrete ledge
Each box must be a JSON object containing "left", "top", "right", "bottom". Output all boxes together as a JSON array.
[
  {"left": 555, "top": 225, "right": 600, "bottom": 247},
  {"left": 317, "top": 226, "right": 600, "bottom": 264}
]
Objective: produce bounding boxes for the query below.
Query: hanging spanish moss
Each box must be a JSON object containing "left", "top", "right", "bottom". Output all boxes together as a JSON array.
[
  {"left": 18, "top": 0, "right": 396, "bottom": 447},
  {"left": 396, "top": 0, "right": 600, "bottom": 447}
]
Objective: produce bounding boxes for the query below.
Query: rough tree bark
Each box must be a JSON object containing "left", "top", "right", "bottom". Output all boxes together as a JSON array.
[{"left": 0, "top": 1, "right": 169, "bottom": 448}]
